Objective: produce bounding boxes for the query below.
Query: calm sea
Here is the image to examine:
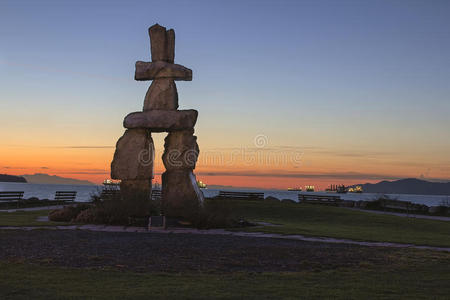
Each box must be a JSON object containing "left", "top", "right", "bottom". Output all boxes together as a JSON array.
[{"left": 1, "top": 182, "right": 449, "bottom": 207}]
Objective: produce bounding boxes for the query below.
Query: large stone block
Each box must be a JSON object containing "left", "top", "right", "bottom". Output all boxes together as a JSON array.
[
  {"left": 111, "top": 129, "right": 154, "bottom": 180},
  {"left": 123, "top": 110, "right": 198, "bottom": 132},
  {"left": 149, "top": 24, "right": 167, "bottom": 62},
  {"left": 161, "top": 170, "right": 204, "bottom": 218},
  {"left": 162, "top": 129, "right": 199, "bottom": 170},
  {"left": 143, "top": 79, "right": 178, "bottom": 110},
  {"left": 135, "top": 61, "right": 192, "bottom": 81},
  {"left": 148, "top": 24, "right": 175, "bottom": 63}
]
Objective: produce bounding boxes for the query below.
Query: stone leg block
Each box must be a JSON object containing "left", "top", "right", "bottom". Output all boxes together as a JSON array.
[
  {"left": 111, "top": 129, "right": 154, "bottom": 180},
  {"left": 162, "top": 129, "right": 199, "bottom": 170},
  {"left": 161, "top": 170, "right": 204, "bottom": 218}
]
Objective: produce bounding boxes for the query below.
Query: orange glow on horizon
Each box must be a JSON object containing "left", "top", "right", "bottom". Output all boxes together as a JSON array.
[{"left": 1, "top": 142, "right": 448, "bottom": 190}]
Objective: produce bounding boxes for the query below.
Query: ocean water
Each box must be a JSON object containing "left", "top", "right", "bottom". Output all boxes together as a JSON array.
[
  {"left": 1, "top": 182, "right": 449, "bottom": 207},
  {"left": 0, "top": 182, "right": 102, "bottom": 202}
]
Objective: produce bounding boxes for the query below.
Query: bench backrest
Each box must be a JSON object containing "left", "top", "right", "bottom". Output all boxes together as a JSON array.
[
  {"left": 152, "top": 189, "right": 162, "bottom": 201},
  {"left": 0, "top": 191, "right": 24, "bottom": 201},
  {"left": 55, "top": 191, "right": 77, "bottom": 201},
  {"left": 380, "top": 199, "right": 417, "bottom": 211},
  {"left": 100, "top": 189, "right": 121, "bottom": 200},
  {"left": 218, "top": 191, "right": 264, "bottom": 200}
]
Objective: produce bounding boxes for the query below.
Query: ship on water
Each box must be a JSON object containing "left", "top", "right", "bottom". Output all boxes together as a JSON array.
[
  {"left": 197, "top": 180, "right": 207, "bottom": 189},
  {"left": 348, "top": 185, "right": 363, "bottom": 193},
  {"left": 325, "top": 184, "right": 348, "bottom": 193},
  {"left": 305, "top": 185, "right": 315, "bottom": 192},
  {"left": 287, "top": 187, "right": 302, "bottom": 192},
  {"left": 103, "top": 179, "right": 120, "bottom": 187}
]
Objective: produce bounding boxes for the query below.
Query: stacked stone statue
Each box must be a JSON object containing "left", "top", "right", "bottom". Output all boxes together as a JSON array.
[{"left": 111, "top": 24, "right": 204, "bottom": 219}]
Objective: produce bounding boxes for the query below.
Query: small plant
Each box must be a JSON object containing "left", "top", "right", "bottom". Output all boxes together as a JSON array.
[{"left": 48, "top": 204, "right": 91, "bottom": 222}]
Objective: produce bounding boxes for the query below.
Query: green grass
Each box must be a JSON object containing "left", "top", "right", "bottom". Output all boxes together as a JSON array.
[
  {"left": 1, "top": 250, "right": 449, "bottom": 299},
  {"left": 1, "top": 200, "right": 450, "bottom": 247},
  {"left": 226, "top": 200, "right": 450, "bottom": 247},
  {"left": 0, "top": 210, "right": 69, "bottom": 226},
  {"left": 0, "top": 200, "right": 74, "bottom": 210},
  {"left": 1, "top": 201, "right": 449, "bottom": 299}
]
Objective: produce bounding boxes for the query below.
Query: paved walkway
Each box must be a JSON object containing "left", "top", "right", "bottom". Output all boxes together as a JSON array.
[
  {"left": 346, "top": 208, "right": 450, "bottom": 222},
  {"left": 1, "top": 224, "right": 449, "bottom": 252}
]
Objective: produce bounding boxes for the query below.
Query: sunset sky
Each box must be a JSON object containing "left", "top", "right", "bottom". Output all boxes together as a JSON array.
[{"left": 1, "top": 0, "right": 449, "bottom": 189}]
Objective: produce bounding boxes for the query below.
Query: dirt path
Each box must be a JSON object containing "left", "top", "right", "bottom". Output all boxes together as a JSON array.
[
  {"left": 1, "top": 224, "right": 449, "bottom": 252},
  {"left": 1, "top": 229, "right": 413, "bottom": 273}
]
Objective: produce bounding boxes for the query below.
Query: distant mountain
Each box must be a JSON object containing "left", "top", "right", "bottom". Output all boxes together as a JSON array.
[
  {"left": 21, "top": 173, "right": 95, "bottom": 186},
  {"left": 0, "top": 174, "right": 27, "bottom": 183},
  {"left": 351, "top": 178, "right": 450, "bottom": 196}
]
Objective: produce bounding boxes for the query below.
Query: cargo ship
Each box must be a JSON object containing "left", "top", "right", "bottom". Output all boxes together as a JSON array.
[
  {"left": 103, "top": 179, "right": 120, "bottom": 187},
  {"left": 325, "top": 184, "right": 347, "bottom": 193},
  {"left": 348, "top": 185, "right": 363, "bottom": 193},
  {"left": 305, "top": 185, "right": 315, "bottom": 192},
  {"left": 287, "top": 187, "right": 302, "bottom": 192},
  {"left": 197, "top": 180, "right": 207, "bottom": 189}
]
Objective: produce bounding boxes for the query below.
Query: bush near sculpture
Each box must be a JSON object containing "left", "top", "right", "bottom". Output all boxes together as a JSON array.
[
  {"left": 48, "top": 194, "right": 243, "bottom": 228},
  {"left": 49, "top": 192, "right": 159, "bottom": 226}
]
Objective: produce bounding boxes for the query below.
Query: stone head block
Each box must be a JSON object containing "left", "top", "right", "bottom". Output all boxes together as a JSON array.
[{"left": 148, "top": 24, "right": 175, "bottom": 63}]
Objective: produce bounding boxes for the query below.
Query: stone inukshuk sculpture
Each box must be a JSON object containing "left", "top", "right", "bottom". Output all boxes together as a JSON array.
[{"left": 111, "top": 24, "right": 204, "bottom": 219}]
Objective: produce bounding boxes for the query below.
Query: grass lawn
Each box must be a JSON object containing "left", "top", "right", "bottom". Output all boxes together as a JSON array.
[
  {"left": 225, "top": 200, "right": 450, "bottom": 247},
  {"left": 0, "top": 210, "right": 69, "bottom": 226},
  {"left": 1, "top": 200, "right": 449, "bottom": 299},
  {"left": 1, "top": 200, "right": 449, "bottom": 247},
  {"left": 1, "top": 250, "right": 449, "bottom": 299}
]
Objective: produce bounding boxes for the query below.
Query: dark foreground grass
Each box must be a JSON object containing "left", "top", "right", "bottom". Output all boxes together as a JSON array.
[
  {"left": 226, "top": 200, "right": 450, "bottom": 247},
  {"left": 1, "top": 251, "right": 449, "bottom": 300}
]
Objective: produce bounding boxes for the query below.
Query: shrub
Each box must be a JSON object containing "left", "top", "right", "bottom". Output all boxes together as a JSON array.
[
  {"left": 73, "top": 207, "right": 105, "bottom": 223},
  {"left": 365, "top": 194, "right": 397, "bottom": 210},
  {"left": 264, "top": 196, "right": 280, "bottom": 203},
  {"left": 48, "top": 204, "right": 91, "bottom": 222}
]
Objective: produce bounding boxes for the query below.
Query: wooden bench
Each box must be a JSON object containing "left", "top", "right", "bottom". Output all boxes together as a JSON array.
[
  {"left": 151, "top": 189, "right": 162, "bottom": 201},
  {"left": 99, "top": 189, "right": 162, "bottom": 201},
  {"left": 299, "top": 194, "right": 341, "bottom": 206},
  {"left": 217, "top": 191, "right": 264, "bottom": 200},
  {"left": 54, "top": 191, "right": 77, "bottom": 202},
  {"left": 0, "top": 191, "right": 24, "bottom": 207},
  {"left": 380, "top": 199, "right": 424, "bottom": 213},
  {"left": 100, "top": 189, "right": 121, "bottom": 201}
]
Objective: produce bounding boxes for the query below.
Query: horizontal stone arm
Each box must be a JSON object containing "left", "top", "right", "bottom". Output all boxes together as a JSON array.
[
  {"left": 135, "top": 61, "right": 192, "bottom": 81},
  {"left": 123, "top": 109, "right": 198, "bottom": 132}
]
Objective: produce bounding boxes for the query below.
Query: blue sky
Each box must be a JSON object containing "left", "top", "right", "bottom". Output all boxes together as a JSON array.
[{"left": 1, "top": 0, "right": 449, "bottom": 186}]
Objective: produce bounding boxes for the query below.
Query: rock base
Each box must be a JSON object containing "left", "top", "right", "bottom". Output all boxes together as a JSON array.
[
  {"left": 120, "top": 179, "right": 152, "bottom": 202},
  {"left": 161, "top": 170, "right": 204, "bottom": 218}
]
